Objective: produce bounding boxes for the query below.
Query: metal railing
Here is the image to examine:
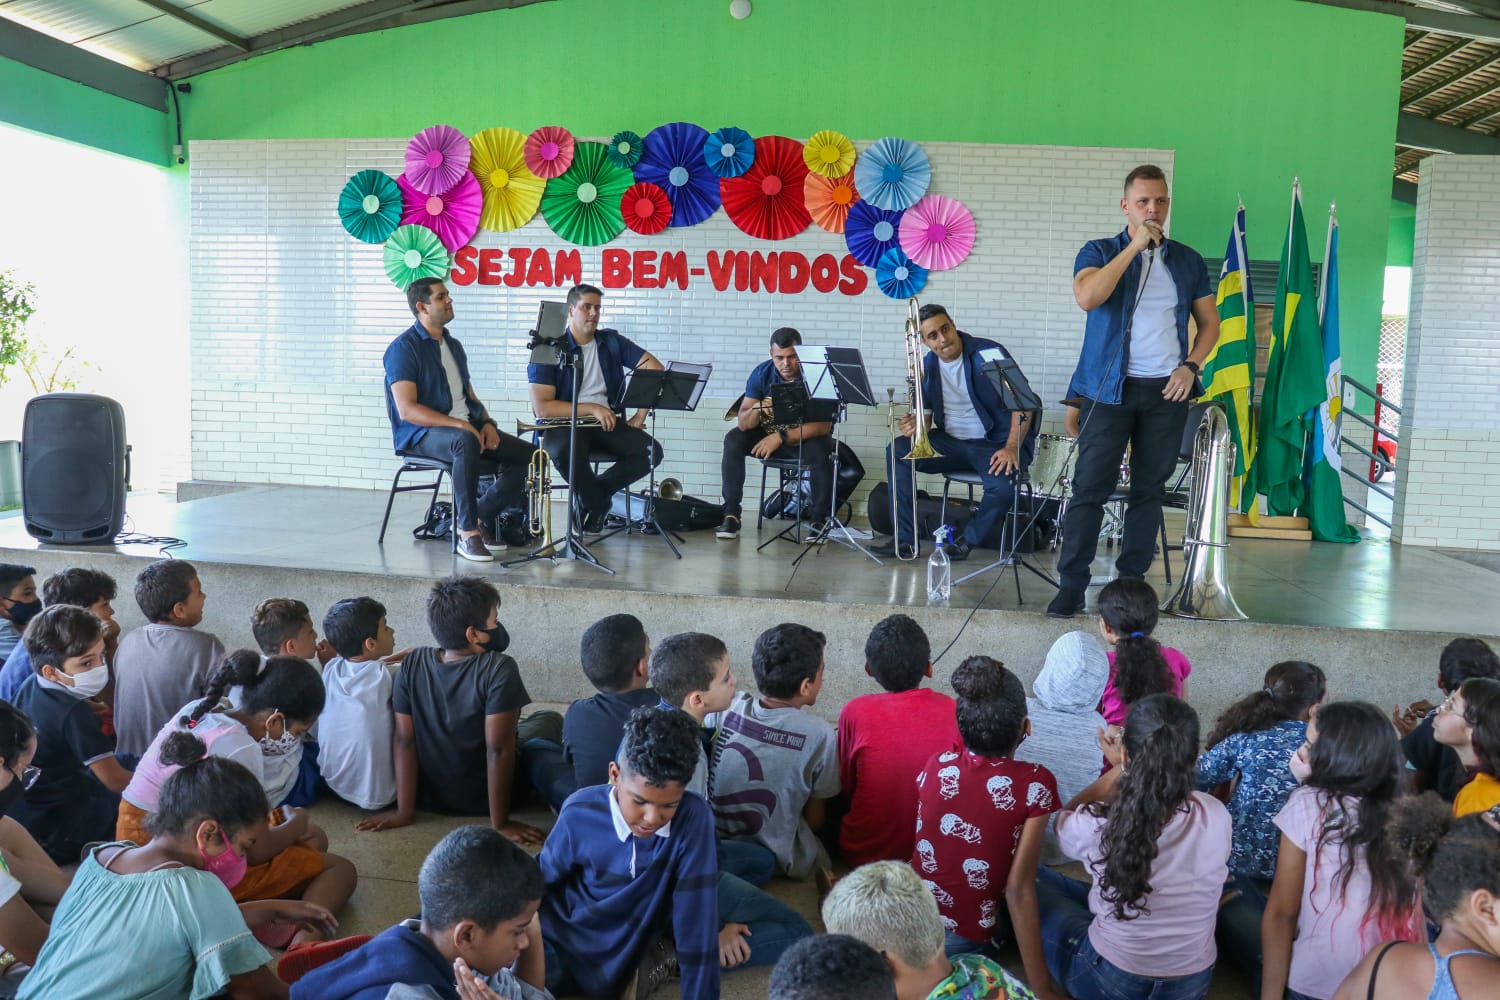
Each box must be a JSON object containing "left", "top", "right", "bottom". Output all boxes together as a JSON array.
[{"left": 1338, "top": 375, "right": 1399, "bottom": 528}]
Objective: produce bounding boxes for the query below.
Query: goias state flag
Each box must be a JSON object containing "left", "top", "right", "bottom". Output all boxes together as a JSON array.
[{"left": 1202, "top": 205, "right": 1257, "bottom": 512}]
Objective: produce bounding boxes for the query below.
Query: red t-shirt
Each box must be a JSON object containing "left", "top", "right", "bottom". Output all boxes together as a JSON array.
[
  {"left": 912, "top": 750, "right": 1059, "bottom": 943},
  {"left": 837, "top": 688, "right": 960, "bottom": 867}
]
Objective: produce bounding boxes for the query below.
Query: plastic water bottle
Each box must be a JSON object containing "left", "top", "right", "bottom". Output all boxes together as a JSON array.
[{"left": 927, "top": 525, "right": 952, "bottom": 604}]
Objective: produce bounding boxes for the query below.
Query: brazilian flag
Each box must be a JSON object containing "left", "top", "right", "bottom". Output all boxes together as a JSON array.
[{"left": 1202, "top": 206, "right": 1256, "bottom": 511}]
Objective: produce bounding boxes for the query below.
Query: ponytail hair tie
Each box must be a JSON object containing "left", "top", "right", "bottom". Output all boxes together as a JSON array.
[
  {"left": 186, "top": 718, "right": 198, "bottom": 729},
  {"left": 1129, "top": 631, "right": 1146, "bottom": 639}
]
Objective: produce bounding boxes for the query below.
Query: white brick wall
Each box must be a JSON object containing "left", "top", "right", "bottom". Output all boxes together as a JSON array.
[
  {"left": 1394, "top": 156, "right": 1500, "bottom": 549},
  {"left": 189, "top": 138, "right": 1172, "bottom": 513}
]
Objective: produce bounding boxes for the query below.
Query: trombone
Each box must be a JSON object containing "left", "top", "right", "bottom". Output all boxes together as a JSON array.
[
  {"left": 525, "top": 449, "right": 553, "bottom": 548},
  {"left": 889, "top": 297, "right": 940, "bottom": 560}
]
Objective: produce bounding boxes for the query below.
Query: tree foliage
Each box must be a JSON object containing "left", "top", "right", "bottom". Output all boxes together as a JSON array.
[{"left": 0, "top": 270, "right": 37, "bottom": 387}]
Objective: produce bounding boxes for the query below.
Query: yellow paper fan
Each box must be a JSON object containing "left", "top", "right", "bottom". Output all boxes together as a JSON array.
[
  {"left": 803, "top": 130, "right": 856, "bottom": 178},
  {"left": 469, "top": 127, "right": 546, "bottom": 232}
]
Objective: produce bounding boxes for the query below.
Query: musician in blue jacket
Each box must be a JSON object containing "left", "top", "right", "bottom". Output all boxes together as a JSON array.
[{"left": 875, "top": 304, "right": 1037, "bottom": 561}]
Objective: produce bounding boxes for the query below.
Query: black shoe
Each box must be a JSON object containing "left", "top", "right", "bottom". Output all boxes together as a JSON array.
[
  {"left": 871, "top": 537, "right": 911, "bottom": 558},
  {"left": 619, "top": 934, "right": 678, "bottom": 1000},
  {"left": 582, "top": 508, "right": 609, "bottom": 535},
  {"left": 497, "top": 511, "right": 535, "bottom": 548},
  {"left": 715, "top": 514, "right": 741, "bottom": 539},
  {"left": 948, "top": 536, "right": 972, "bottom": 562},
  {"left": 1046, "top": 587, "right": 1087, "bottom": 618}
]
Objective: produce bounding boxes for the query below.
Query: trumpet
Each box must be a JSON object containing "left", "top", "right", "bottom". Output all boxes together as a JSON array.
[
  {"left": 890, "top": 297, "right": 939, "bottom": 560},
  {"left": 525, "top": 448, "right": 553, "bottom": 548},
  {"left": 515, "top": 416, "right": 602, "bottom": 434}
]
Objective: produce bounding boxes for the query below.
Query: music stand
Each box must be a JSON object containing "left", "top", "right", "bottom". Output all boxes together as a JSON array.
[
  {"left": 951, "top": 357, "right": 1058, "bottom": 594},
  {"left": 754, "top": 378, "right": 817, "bottom": 552},
  {"left": 504, "top": 304, "right": 614, "bottom": 574},
  {"left": 793, "top": 346, "right": 884, "bottom": 567},
  {"left": 593, "top": 364, "right": 709, "bottom": 559}
]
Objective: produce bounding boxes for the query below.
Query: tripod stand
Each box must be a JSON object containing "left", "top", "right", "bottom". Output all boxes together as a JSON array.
[{"left": 794, "top": 346, "right": 883, "bottom": 568}]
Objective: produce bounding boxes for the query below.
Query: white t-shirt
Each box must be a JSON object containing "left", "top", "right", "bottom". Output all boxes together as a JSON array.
[
  {"left": 318, "top": 656, "right": 397, "bottom": 811},
  {"left": 576, "top": 339, "right": 610, "bottom": 408},
  {"left": 938, "top": 356, "right": 986, "bottom": 441},
  {"left": 438, "top": 338, "right": 468, "bottom": 419},
  {"left": 1126, "top": 247, "right": 1181, "bottom": 378}
]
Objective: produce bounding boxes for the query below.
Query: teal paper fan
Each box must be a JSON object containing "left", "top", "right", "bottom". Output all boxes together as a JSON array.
[
  {"left": 384, "top": 224, "right": 451, "bottom": 288},
  {"left": 608, "top": 130, "right": 644, "bottom": 169},
  {"left": 339, "top": 170, "right": 402, "bottom": 243}
]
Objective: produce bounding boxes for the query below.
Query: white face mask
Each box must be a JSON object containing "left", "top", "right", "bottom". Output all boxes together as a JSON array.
[{"left": 64, "top": 663, "right": 110, "bottom": 700}]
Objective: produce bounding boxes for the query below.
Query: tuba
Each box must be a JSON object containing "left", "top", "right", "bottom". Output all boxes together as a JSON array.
[
  {"left": 1160, "top": 403, "right": 1248, "bottom": 621},
  {"left": 525, "top": 448, "right": 553, "bottom": 548},
  {"left": 888, "top": 297, "right": 939, "bottom": 560}
]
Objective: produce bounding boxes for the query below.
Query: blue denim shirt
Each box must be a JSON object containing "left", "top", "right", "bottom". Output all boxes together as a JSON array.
[
  {"left": 526, "top": 327, "right": 646, "bottom": 413},
  {"left": 1068, "top": 229, "right": 1212, "bottom": 405},
  {"left": 924, "top": 331, "right": 1037, "bottom": 457},
  {"left": 382, "top": 323, "right": 485, "bottom": 452}
]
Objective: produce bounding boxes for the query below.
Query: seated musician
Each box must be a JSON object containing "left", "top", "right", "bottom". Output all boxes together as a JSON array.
[
  {"left": 384, "top": 278, "right": 538, "bottom": 563},
  {"left": 526, "top": 284, "right": 665, "bottom": 534},
  {"left": 716, "top": 328, "right": 854, "bottom": 540},
  {"left": 874, "top": 304, "right": 1038, "bottom": 562}
]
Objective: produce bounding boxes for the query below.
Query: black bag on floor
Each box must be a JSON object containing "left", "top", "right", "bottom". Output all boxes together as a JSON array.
[
  {"left": 413, "top": 500, "right": 453, "bottom": 540},
  {"left": 867, "top": 482, "right": 1055, "bottom": 553},
  {"left": 610, "top": 490, "right": 724, "bottom": 531},
  {"left": 761, "top": 442, "right": 865, "bottom": 520}
]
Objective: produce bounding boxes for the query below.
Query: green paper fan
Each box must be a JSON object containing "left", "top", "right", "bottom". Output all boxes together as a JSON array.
[
  {"left": 339, "top": 169, "right": 402, "bottom": 243},
  {"left": 541, "top": 141, "right": 634, "bottom": 246},
  {"left": 384, "top": 224, "right": 451, "bottom": 287}
]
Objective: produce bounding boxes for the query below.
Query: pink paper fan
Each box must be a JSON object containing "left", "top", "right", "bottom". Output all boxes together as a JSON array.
[
  {"left": 399, "top": 172, "right": 482, "bottom": 252},
  {"left": 525, "top": 126, "right": 576, "bottom": 180},
  {"left": 898, "top": 194, "right": 975, "bottom": 271},
  {"left": 404, "top": 124, "right": 471, "bottom": 196}
]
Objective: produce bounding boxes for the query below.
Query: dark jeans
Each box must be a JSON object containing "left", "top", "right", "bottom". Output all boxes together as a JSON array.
[
  {"left": 721, "top": 426, "right": 833, "bottom": 518},
  {"left": 1036, "top": 867, "right": 1214, "bottom": 1000},
  {"left": 718, "top": 871, "right": 813, "bottom": 968},
  {"left": 886, "top": 430, "right": 1017, "bottom": 547},
  {"left": 1055, "top": 378, "right": 1188, "bottom": 591},
  {"left": 543, "top": 423, "right": 662, "bottom": 516},
  {"left": 404, "top": 425, "right": 534, "bottom": 533},
  {"left": 521, "top": 736, "right": 578, "bottom": 815},
  {"left": 718, "top": 838, "right": 777, "bottom": 887},
  {"left": 1216, "top": 874, "right": 1268, "bottom": 994},
  {"left": 14, "top": 782, "right": 120, "bottom": 864}
]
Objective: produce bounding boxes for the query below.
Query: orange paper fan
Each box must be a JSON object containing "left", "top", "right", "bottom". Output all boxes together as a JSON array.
[{"left": 804, "top": 171, "right": 860, "bottom": 234}]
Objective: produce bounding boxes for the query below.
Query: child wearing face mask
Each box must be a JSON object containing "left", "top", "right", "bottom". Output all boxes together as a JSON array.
[
  {"left": 9, "top": 606, "right": 132, "bottom": 864},
  {"left": 0, "top": 566, "right": 40, "bottom": 667},
  {"left": 0, "top": 701, "right": 68, "bottom": 993},
  {"left": 115, "top": 650, "right": 356, "bottom": 945},
  {"left": 17, "top": 731, "right": 335, "bottom": 1000},
  {"left": 358, "top": 575, "right": 560, "bottom": 847}
]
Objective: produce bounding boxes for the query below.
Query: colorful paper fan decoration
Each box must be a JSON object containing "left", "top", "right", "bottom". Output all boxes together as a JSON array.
[
  {"left": 338, "top": 169, "right": 402, "bottom": 243},
  {"left": 844, "top": 200, "right": 906, "bottom": 267},
  {"left": 468, "top": 127, "right": 546, "bottom": 233},
  {"left": 803, "top": 130, "right": 856, "bottom": 178},
  {"left": 875, "top": 246, "right": 928, "bottom": 300},
  {"left": 540, "top": 141, "right": 634, "bottom": 246},
  {"left": 398, "top": 172, "right": 482, "bottom": 252},
  {"left": 384, "top": 224, "right": 451, "bottom": 288},
  {"left": 635, "top": 122, "right": 721, "bottom": 228},
  {"left": 899, "top": 194, "right": 976, "bottom": 271},
  {"left": 404, "top": 125, "right": 471, "bottom": 196},
  {"left": 524, "top": 126, "right": 575, "bottom": 179},
  {"left": 720, "top": 135, "right": 811, "bottom": 240},
  {"left": 607, "top": 130, "right": 644, "bottom": 169},
  {"left": 704, "top": 126, "right": 755, "bottom": 178},
  {"left": 804, "top": 170, "right": 860, "bottom": 234},
  {"left": 852, "top": 136, "right": 931, "bottom": 211},
  {"left": 621, "top": 182, "right": 672, "bottom": 235}
]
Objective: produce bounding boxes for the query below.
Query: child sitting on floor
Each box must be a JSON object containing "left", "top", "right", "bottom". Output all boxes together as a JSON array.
[
  {"left": 562, "top": 613, "right": 658, "bottom": 793},
  {"left": 317, "top": 597, "right": 399, "bottom": 812},
  {"left": 770, "top": 934, "right": 897, "bottom": 1000},
  {"left": 10, "top": 606, "right": 132, "bottom": 863},
  {"left": 1398, "top": 638, "right": 1499, "bottom": 802},
  {"left": 540, "top": 707, "right": 719, "bottom": 1000},
  {"left": 1332, "top": 793, "right": 1500, "bottom": 1000},
  {"left": 0, "top": 566, "right": 38, "bottom": 666},
  {"left": 290, "top": 825, "right": 550, "bottom": 1000},
  {"left": 18, "top": 731, "right": 335, "bottom": 1000},
  {"left": 838, "top": 614, "right": 959, "bottom": 867},
  {"left": 1095, "top": 578, "right": 1191, "bottom": 727},
  {"left": 0, "top": 702, "right": 61, "bottom": 992},
  {"left": 1433, "top": 677, "right": 1500, "bottom": 816},
  {"left": 0, "top": 567, "right": 119, "bottom": 703},
  {"left": 250, "top": 598, "right": 325, "bottom": 808}
]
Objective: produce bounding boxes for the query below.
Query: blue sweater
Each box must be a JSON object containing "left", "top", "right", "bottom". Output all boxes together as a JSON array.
[
  {"left": 291, "top": 924, "right": 454, "bottom": 1000},
  {"left": 539, "top": 784, "right": 719, "bottom": 1000}
]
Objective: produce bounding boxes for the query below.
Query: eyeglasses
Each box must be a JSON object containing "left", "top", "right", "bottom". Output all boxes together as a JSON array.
[{"left": 1438, "top": 695, "right": 1460, "bottom": 714}]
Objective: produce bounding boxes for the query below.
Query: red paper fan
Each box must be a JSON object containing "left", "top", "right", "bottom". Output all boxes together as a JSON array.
[
  {"left": 524, "top": 126, "right": 575, "bottom": 179},
  {"left": 621, "top": 182, "right": 672, "bottom": 235},
  {"left": 720, "top": 135, "right": 811, "bottom": 241}
]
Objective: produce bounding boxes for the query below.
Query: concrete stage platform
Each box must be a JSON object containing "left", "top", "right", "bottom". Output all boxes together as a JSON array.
[{"left": 2, "top": 484, "right": 1496, "bottom": 726}]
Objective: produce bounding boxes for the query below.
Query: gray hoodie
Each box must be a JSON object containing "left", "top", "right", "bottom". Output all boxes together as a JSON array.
[{"left": 1013, "top": 631, "right": 1110, "bottom": 864}]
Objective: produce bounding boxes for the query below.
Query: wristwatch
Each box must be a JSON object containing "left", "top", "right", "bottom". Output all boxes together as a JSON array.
[{"left": 1179, "top": 360, "right": 1201, "bottom": 375}]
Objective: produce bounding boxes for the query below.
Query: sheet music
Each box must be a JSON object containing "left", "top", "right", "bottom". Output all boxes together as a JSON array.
[
  {"left": 666, "top": 360, "right": 712, "bottom": 410},
  {"left": 797, "top": 345, "right": 839, "bottom": 400}
]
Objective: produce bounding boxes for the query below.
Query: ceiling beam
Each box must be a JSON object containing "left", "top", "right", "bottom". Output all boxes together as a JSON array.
[
  {"left": 0, "top": 16, "right": 166, "bottom": 110},
  {"left": 1398, "top": 110, "right": 1500, "bottom": 152},
  {"left": 1402, "top": 49, "right": 1500, "bottom": 108},
  {"left": 1299, "top": 0, "right": 1500, "bottom": 42},
  {"left": 1403, "top": 37, "right": 1471, "bottom": 80},
  {"left": 1425, "top": 0, "right": 1500, "bottom": 18},
  {"left": 133, "top": 0, "right": 249, "bottom": 51},
  {"left": 1393, "top": 177, "right": 1418, "bottom": 204},
  {"left": 151, "top": 0, "right": 555, "bottom": 79},
  {"left": 1428, "top": 75, "right": 1500, "bottom": 119}
]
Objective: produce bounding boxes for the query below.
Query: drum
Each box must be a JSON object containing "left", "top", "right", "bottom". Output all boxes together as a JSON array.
[{"left": 1029, "top": 433, "right": 1076, "bottom": 496}]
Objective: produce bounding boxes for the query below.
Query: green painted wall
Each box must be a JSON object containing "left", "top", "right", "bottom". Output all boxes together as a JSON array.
[
  {"left": 1388, "top": 197, "right": 1416, "bottom": 268},
  {"left": 179, "top": 0, "right": 1401, "bottom": 381},
  {"left": 0, "top": 55, "right": 172, "bottom": 165}
]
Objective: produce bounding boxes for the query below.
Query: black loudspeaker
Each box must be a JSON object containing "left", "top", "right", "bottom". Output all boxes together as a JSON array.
[{"left": 22, "top": 393, "right": 129, "bottom": 544}]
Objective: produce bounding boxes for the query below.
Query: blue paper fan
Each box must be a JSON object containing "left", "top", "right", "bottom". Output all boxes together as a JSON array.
[
  {"left": 338, "top": 169, "right": 402, "bottom": 243},
  {"left": 704, "top": 126, "right": 755, "bottom": 178},
  {"left": 875, "top": 246, "right": 928, "bottom": 299},
  {"left": 607, "top": 130, "right": 644, "bottom": 169},
  {"left": 635, "top": 122, "right": 721, "bottom": 227},
  {"left": 844, "top": 200, "right": 906, "bottom": 267},
  {"left": 853, "top": 137, "right": 931, "bottom": 211}
]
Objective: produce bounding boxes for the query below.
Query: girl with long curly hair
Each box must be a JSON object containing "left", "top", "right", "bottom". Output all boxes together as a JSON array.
[{"left": 1037, "top": 694, "right": 1231, "bottom": 1000}]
